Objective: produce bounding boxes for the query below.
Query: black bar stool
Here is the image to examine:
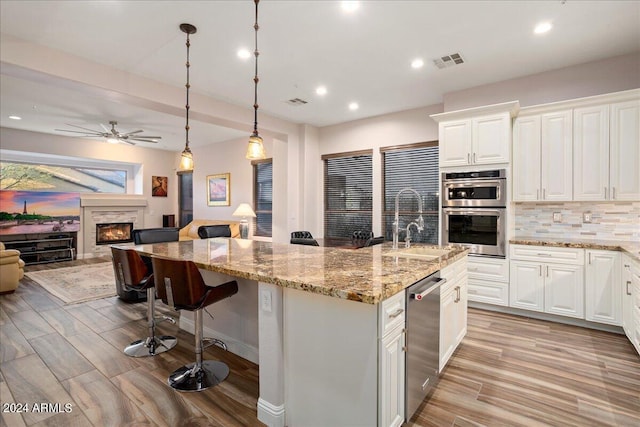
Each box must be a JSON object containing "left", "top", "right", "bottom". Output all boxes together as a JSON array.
[
  {"left": 151, "top": 256, "right": 238, "bottom": 392},
  {"left": 111, "top": 247, "right": 177, "bottom": 357}
]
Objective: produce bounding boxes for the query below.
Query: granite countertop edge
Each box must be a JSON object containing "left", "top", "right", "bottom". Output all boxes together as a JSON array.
[{"left": 510, "top": 238, "right": 640, "bottom": 262}]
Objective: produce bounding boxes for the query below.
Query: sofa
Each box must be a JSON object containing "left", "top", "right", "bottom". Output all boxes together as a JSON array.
[
  {"left": 0, "top": 242, "right": 25, "bottom": 294},
  {"left": 179, "top": 219, "right": 241, "bottom": 240}
]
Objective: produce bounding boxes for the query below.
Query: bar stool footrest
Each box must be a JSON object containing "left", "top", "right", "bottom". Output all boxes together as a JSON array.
[
  {"left": 124, "top": 335, "right": 178, "bottom": 357},
  {"left": 168, "top": 360, "right": 230, "bottom": 392},
  {"left": 202, "top": 337, "right": 227, "bottom": 351}
]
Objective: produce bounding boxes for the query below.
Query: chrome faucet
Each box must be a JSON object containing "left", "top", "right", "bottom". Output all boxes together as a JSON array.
[
  {"left": 405, "top": 222, "right": 420, "bottom": 248},
  {"left": 392, "top": 188, "right": 424, "bottom": 249}
]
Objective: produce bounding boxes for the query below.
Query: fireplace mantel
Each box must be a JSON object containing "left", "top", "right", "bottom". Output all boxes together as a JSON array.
[{"left": 80, "top": 196, "right": 147, "bottom": 208}]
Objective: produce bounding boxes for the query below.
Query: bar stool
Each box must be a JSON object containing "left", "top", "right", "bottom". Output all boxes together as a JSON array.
[
  {"left": 151, "top": 256, "right": 238, "bottom": 392},
  {"left": 111, "top": 247, "right": 178, "bottom": 357}
]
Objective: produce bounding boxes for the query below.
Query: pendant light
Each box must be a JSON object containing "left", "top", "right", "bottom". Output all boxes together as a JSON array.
[
  {"left": 246, "top": 0, "right": 266, "bottom": 160},
  {"left": 179, "top": 23, "right": 197, "bottom": 171}
]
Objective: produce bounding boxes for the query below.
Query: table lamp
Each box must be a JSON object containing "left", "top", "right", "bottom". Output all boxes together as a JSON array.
[{"left": 232, "top": 203, "right": 256, "bottom": 239}]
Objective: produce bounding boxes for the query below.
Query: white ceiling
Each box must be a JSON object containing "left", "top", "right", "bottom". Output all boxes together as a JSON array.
[{"left": 1, "top": 0, "right": 639, "bottom": 152}]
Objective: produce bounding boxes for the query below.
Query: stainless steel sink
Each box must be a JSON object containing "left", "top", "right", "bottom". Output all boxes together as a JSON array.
[{"left": 383, "top": 247, "right": 450, "bottom": 260}]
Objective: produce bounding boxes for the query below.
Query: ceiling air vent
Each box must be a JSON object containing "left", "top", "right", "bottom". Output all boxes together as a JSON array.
[
  {"left": 433, "top": 53, "right": 465, "bottom": 69},
  {"left": 286, "top": 98, "right": 308, "bottom": 106}
]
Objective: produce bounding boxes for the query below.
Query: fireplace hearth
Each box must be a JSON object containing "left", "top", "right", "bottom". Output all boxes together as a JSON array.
[{"left": 96, "top": 222, "right": 134, "bottom": 245}]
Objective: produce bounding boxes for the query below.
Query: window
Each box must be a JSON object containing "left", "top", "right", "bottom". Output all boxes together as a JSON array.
[
  {"left": 381, "top": 142, "right": 439, "bottom": 244},
  {"left": 323, "top": 150, "right": 373, "bottom": 239},
  {"left": 253, "top": 159, "right": 273, "bottom": 237},
  {"left": 0, "top": 161, "right": 126, "bottom": 193}
]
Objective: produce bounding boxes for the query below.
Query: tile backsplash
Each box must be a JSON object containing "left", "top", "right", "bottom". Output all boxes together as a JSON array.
[{"left": 514, "top": 202, "right": 640, "bottom": 242}]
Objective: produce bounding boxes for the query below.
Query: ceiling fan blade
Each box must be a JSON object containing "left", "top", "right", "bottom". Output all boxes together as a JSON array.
[
  {"left": 129, "top": 138, "right": 159, "bottom": 143},
  {"left": 121, "top": 139, "right": 136, "bottom": 145},
  {"left": 64, "top": 123, "right": 104, "bottom": 133},
  {"left": 99, "top": 123, "right": 110, "bottom": 133},
  {"left": 55, "top": 129, "right": 104, "bottom": 136},
  {"left": 121, "top": 130, "right": 145, "bottom": 136}
]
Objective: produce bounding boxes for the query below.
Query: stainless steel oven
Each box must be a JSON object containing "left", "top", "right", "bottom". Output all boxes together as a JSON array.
[
  {"left": 442, "top": 169, "right": 506, "bottom": 207},
  {"left": 441, "top": 169, "right": 506, "bottom": 258}
]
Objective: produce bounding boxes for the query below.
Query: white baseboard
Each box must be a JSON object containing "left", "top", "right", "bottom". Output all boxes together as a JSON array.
[
  {"left": 257, "top": 398, "right": 285, "bottom": 427},
  {"left": 179, "top": 316, "right": 259, "bottom": 364}
]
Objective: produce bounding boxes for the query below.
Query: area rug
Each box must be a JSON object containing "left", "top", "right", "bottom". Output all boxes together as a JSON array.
[{"left": 25, "top": 262, "right": 116, "bottom": 305}]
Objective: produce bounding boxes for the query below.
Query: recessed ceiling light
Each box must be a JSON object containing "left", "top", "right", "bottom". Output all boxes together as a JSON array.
[
  {"left": 348, "top": 102, "right": 359, "bottom": 111},
  {"left": 534, "top": 22, "right": 552, "bottom": 34},
  {"left": 316, "top": 86, "right": 328, "bottom": 96},
  {"left": 8, "top": 115, "right": 22, "bottom": 120},
  {"left": 411, "top": 58, "right": 424, "bottom": 69},
  {"left": 237, "top": 48, "right": 251, "bottom": 59},
  {"left": 341, "top": 1, "right": 359, "bottom": 13}
]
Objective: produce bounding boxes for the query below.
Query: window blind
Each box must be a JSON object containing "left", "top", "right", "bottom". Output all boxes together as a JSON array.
[
  {"left": 253, "top": 159, "right": 272, "bottom": 237},
  {"left": 382, "top": 142, "right": 439, "bottom": 244},
  {"left": 323, "top": 151, "right": 373, "bottom": 239}
]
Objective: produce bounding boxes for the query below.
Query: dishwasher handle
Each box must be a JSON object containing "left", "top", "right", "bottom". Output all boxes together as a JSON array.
[{"left": 411, "top": 278, "right": 446, "bottom": 301}]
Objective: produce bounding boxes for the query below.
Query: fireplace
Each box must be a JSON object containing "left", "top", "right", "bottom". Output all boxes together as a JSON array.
[{"left": 96, "top": 222, "right": 134, "bottom": 245}]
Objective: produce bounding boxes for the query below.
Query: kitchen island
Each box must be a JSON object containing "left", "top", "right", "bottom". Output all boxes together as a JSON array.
[{"left": 129, "top": 238, "right": 468, "bottom": 427}]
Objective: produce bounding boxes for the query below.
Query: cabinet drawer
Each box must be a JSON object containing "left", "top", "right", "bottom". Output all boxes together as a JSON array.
[
  {"left": 468, "top": 256, "right": 509, "bottom": 282},
  {"left": 379, "top": 291, "right": 406, "bottom": 337},
  {"left": 468, "top": 278, "right": 508, "bottom": 306},
  {"left": 441, "top": 257, "right": 467, "bottom": 293},
  {"left": 510, "top": 245, "right": 584, "bottom": 265}
]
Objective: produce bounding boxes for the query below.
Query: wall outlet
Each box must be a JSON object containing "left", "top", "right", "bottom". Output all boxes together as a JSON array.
[
  {"left": 260, "top": 289, "right": 272, "bottom": 313},
  {"left": 583, "top": 212, "right": 593, "bottom": 223},
  {"left": 553, "top": 212, "right": 562, "bottom": 223}
]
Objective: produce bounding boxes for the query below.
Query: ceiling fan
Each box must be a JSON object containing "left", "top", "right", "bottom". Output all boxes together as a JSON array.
[{"left": 55, "top": 121, "right": 161, "bottom": 145}]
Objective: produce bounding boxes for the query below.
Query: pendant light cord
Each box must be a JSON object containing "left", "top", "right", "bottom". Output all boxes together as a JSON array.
[
  {"left": 253, "top": 0, "right": 260, "bottom": 136},
  {"left": 185, "top": 30, "right": 192, "bottom": 150}
]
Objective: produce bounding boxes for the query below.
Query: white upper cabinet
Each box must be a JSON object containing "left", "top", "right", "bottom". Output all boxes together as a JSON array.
[
  {"left": 431, "top": 101, "right": 519, "bottom": 169},
  {"left": 610, "top": 99, "right": 640, "bottom": 200},
  {"left": 513, "top": 89, "right": 639, "bottom": 202},
  {"left": 574, "top": 105, "right": 609, "bottom": 201},
  {"left": 513, "top": 111, "right": 572, "bottom": 201},
  {"left": 439, "top": 119, "right": 472, "bottom": 167}
]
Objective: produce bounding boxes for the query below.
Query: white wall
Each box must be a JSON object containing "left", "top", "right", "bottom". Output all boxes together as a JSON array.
[
  {"left": 315, "top": 105, "right": 442, "bottom": 236},
  {"left": 443, "top": 51, "right": 640, "bottom": 111}
]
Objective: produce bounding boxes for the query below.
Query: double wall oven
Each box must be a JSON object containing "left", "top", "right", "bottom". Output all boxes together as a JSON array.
[{"left": 441, "top": 169, "right": 506, "bottom": 258}]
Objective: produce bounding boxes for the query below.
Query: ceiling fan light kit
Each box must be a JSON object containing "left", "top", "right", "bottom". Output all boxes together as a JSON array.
[{"left": 55, "top": 120, "right": 161, "bottom": 145}]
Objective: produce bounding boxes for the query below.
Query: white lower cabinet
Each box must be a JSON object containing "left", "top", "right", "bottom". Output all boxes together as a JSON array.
[
  {"left": 439, "top": 258, "right": 468, "bottom": 371},
  {"left": 467, "top": 256, "right": 509, "bottom": 306},
  {"left": 622, "top": 255, "right": 634, "bottom": 342},
  {"left": 379, "top": 324, "right": 405, "bottom": 427},
  {"left": 510, "top": 245, "right": 584, "bottom": 319},
  {"left": 379, "top": 291, "right": 405, "bottom": 427},
  {"left": 585, "top": 250, "right": 621, "bottom": 325},
  {"left": 630, "top": 261, "right": 640, "bottom": 354}
]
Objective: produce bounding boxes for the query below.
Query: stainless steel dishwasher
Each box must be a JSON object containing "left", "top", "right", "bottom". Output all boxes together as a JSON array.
[{"left": 405, "top": 272, "right": 446, "bottom": 420}]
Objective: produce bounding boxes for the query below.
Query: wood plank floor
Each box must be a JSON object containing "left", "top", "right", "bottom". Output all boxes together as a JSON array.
[{"left": 1, "top": 258, "right": 639, "bottom": 426}]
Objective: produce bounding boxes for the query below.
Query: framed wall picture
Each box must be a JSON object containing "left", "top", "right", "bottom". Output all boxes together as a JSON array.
[
  {"left": 152, "top": 176, "right": 168, "bottom": 197},
  {"left": 207, "top": 173, "right": 230, "bottom": 206}
]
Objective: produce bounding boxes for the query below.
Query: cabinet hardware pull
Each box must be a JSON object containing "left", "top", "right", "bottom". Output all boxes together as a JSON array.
[
  {"left": 588, "top": 253, "right": 592, "bottom": 265},
  {"left": 536, "top": 189, "right": 540, "bottom": 200},
  {"left": 537, "top": 253, "right": 552, "bottom": 257},
  {"left": 467, "top": 153, "right": 471, "bottom": 164},
  {"left": 543, "top": 188, "right": 546, "bottom": 199},
  {"left": 539, "top": 265, "right": 542, "bottom": 276},
  {"left": 627, "top": 281, "right": 632, "bottom": 296},
  {"left": 612, "top": 187, "right": 616, "bottom": 199},
  {"left": 473, "top": 153, "right": 477, "bottom": 164},
  {"left": 546, "top": 265, "right": 549, "bottom": 277},
  {"left": 625, "top": 264, "right": 630, "bottom": 269},
  {"left": 388, "top": 308, "right": 404, "bottom": 319},
  {"left": 604, "top": 187, "right": 608, "bottom": 200},
  {"left": 454, "top": 286, "right": 461, "bottom": 303}
]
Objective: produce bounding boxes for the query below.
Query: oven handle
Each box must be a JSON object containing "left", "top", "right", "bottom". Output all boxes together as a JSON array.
[
  {"left": 442, "top": 208, "right": 503, "bottom": 216},
  {"left": 444, "top": 179, "right": 505, "bottom": 188}
]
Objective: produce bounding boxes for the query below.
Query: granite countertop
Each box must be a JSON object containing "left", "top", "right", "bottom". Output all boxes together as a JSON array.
[
  {"left": 130, "top": 239, "right": 468, "bottom": 304},
  {"left": 510, "top": 237, "right": 640, "bottom": 262}
]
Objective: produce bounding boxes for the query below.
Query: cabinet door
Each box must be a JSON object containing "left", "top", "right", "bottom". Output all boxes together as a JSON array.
[
  {"left": 472, "top": 113, "right": 510, "bottom": 165},
  {"left": 439, "top": 285, "right": 457, "bottom": 371},
  {"left": 610, "top": 100, "right": 640, "bottom": 200},
  {"left": 585, "top": 250, "right": 622, "bottom": 325},
  {"left": 573, "top": 105, "right": 609, "bottom": 201},
  {"left": 541, "top": 110, "right": 573, "bottom": 201},
  {"left": 439, "top": 119, "right": 472, "bottom": 167},
  {"left": 510, "top": 261, "right": 544, "bottom": 312},
  {"left": 379, "top": 327, "right": 405, "bottom": 427},
  {"left": 513, "top": 115, "right": 541, "bottom": 201},
  {"left": 454, "top": 281, "right": 468, "bottom": 347},
  {"left": 544, "top": 263, "right": 584, "bottom": 318},
  {"left": 622, "top": 257, "right": 634, "bottom": 339}
]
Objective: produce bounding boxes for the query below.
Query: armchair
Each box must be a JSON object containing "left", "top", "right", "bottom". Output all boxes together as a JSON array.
[{"left": 0, "top": 242, "right": 25, "bottom": 294}]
